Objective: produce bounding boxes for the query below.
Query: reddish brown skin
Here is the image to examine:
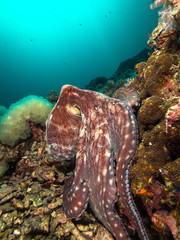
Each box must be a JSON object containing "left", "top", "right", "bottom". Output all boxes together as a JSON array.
[
  {"left": 46, "top": 85, "right": 149, "bottom": 240},
  {"left": 113, "top": 87, "right": 141, "bottom": 111}
]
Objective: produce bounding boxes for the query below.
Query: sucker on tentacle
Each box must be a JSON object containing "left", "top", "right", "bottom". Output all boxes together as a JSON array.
[{"left": 46, "top": 85, "right": 149, "bottom": 240}]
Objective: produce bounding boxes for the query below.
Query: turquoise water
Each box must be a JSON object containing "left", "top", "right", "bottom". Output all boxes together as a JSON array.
[{"left": 0, "top": 0, "right": 158, "bottom": 107}]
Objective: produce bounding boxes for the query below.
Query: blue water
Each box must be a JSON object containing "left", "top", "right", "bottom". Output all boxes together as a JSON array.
[{"left": 0, "top": 0, "right": 158, "bottom": 107}]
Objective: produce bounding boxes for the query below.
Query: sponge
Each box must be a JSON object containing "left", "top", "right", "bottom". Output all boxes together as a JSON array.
[{"left": 0, "top": 95, "right": 53, "bottom": 146}]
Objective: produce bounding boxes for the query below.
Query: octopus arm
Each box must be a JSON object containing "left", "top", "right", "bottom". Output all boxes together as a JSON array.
[
  {"left": 100, "top": 151, "right": 131, "bottom": 240},
  {"left": 112, "top": 87, "right": 140, "bottom": 111},
  {"left": 116, "top": 106, "right": 149, "bottom": 240},
  {"left": 63, "top": 176, "right": 89, "bottom": 218},
  {"left": 63, "top": 124, "right": 90, "bottom": 219},
  {"left": 87, "top": 122, "right": 130, "bottom": 240}
]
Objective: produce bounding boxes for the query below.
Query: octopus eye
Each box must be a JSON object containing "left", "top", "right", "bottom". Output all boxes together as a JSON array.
[{"left": 67, "top": 105, "right": 81, "bottom": 117}]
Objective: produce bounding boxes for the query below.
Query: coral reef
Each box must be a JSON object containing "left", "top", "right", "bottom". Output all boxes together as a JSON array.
[
  {"left": 148, "top": 0, "right": 180, "bottom": 50},
  {"left": 112, "top": 48, "right": 150, "bottom": 81},
  {"left": 85, "top": 48, "right": 150, "bottom": 94},
  {"left": 128, "top": 1, "right": 180, "bottom": 239}
]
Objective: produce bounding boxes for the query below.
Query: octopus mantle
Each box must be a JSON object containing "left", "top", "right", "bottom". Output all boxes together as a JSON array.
[{"left": 46, "top": 85, "right": 149, "bottom": 240}]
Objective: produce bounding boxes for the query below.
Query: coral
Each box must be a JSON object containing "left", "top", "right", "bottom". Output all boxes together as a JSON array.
[
  {"left": 165, "top": 98, "right": 180, "bottom": 133},
  {"left": 138, "top": 96, "right": 167, "bottom": 126},
  {"left": 0, "top": 96, "right": 53, "bottom": 146},
  {"left": 150, "top": 0, "right": 180, "bottom": 10},
  {"left": 46, "top": 91, "right": 58, "bottom": 104},
  {"left": 130, "top": 49, "right": 180, "bottom": 189},
  {"left": 0, "top": 141, "right": 29, "bottom": 163},
  {"left": 151, "top": 210, "right": 179, "bottom": 239},
  {"left": 128, "top": 3, "right": 180, "bottom": 239},
  {"left": 130, "top": 50, "right": 179, "bottom": 99},
  {"left": 163, "top": 158, "right": 180, "bottom": 186},
  {"left": 150, "top": 0, "right": 168, "bottom": 10},
  {"left": 29, "top": 121, "right": 44, "bottom": 141},
  {"left": 148, "top": 0, "right": 180, "bottom": 49},
  {"left": 103, "top": 79, "right": 126, "bottom": 96},
  {"left": 134, "top": 170, "right": 180, "bottom": 239}
]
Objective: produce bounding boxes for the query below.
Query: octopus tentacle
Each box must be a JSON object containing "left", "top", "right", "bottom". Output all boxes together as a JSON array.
[
  {"left": 63, "top": 123, "right": 90, "bottom": 218},
  {"left": 116, "top": 104, "right": 149, "bottom": 240},
  {"left": 87, "top": 142, "right": 129, "bottom": 240},
  {"left": 113, "top": 87, "right": 141, "bottom": 111},
  {"left": 83, "top": 123, "right": 115, "bottom": 224},
  {"left": 63, "top": 177, "right": 89, "bottom": 218},
  {"left": 86, "top": 103, "right": 131, "bottom": 240},
  {"left": 103, "top": 153, "right": 130, "bottom": 240}
]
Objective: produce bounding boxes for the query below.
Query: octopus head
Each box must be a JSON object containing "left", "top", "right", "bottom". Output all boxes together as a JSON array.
[{"left": 45, "top": 85, "right": 82, "bottom": 161}]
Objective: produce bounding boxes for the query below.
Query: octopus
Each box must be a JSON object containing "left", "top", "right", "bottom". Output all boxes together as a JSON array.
[{"left": 46, "top": 85, "right": 149, "bottom": 240}]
